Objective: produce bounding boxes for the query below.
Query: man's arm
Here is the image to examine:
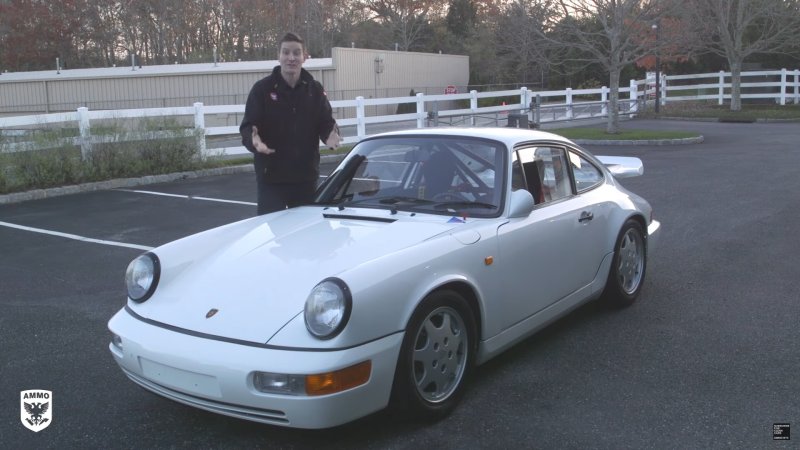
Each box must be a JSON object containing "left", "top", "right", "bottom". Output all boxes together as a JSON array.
[
  {"left": 315, "top": 82, "right": 340, "bottom": 149},
  {"left": 240, "top": 84, "right": 262, "bottom": 153},
  {"left": 240, "top": 82, "right": 275, "bottom": 154}
]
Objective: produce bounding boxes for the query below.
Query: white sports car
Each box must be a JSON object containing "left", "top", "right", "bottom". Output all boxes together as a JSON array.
[{"left": 109, "top": 127, "right": 660, "bottom": 429}]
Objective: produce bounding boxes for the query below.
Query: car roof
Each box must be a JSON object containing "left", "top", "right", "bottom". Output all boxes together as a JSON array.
[{"left": 370, "top": 127, "right": 575, "bottom": 149}]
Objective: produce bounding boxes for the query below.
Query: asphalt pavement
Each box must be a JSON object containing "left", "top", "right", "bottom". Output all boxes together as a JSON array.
[{"left": 1, "top": 119, "right": 798, "bottom": 449}]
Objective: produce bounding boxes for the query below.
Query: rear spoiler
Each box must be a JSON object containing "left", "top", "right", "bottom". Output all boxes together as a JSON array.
[{"left": 596, "top": 156, "right": 643, "bottom": 178}]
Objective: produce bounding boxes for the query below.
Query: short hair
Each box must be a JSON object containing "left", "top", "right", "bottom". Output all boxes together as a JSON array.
[{"left": 279, "top": 32, "right": 305, "bottom": 52}]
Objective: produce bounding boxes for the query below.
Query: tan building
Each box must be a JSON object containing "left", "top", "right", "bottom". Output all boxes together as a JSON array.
[{"left": 0, "top": 47, "right": 469, "bottom": 121}]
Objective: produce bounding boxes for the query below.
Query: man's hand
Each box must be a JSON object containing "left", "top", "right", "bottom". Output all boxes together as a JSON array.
[
  {"left": 251, "top": 126, "right": 275, "bottom": 155},
  {"left": 325, "top": 128, "right": 342, "bottom": 149}
]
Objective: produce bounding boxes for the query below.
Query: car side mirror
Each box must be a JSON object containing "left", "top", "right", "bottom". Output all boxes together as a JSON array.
[{"left": 508, "top": 189, "right": 535, "bottom": 218}]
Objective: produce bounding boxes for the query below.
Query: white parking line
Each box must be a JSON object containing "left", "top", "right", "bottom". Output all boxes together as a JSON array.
[
  {"left": 0, "top": 221, "right": 153, "bottom": 251},
  {"left": 117, "top": 189, "right": 257, "bottom": 206}
]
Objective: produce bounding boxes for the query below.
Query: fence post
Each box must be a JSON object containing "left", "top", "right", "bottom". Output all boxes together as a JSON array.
[
  {"left": 77, "top": 107, "right": 92, "bottom": 160},
  {"left": 520, "top": 87, "right": 531, "bottom": 123},
  {"left": 520, "top": 87, "right": 529, "bottom": 109},
  {"left": 779, "top": 68, "right": 787, "bottom": 106},
  {"left": 661, "top": 74, "right": 667, "bottom": 106},
  {"left": 193, "top": 102, "right": 206, "bottom": 157},
  {"left": 566, "top": 88, "right": 573, "bottom": 119},
  {"left": 601, "top": 86, "right": 608, "bottom": 116},
  {"left": 718, "top": 71, "right": 725, "bottom": 105},
  {"left": 416, "top": 92, "right": 425, "bottom": 129},
  {"left": 534, "top": 95, "right": 541, "bottom": 128},
  {"left": 629, "top": 79, "right": 638, "bottom": 115},
  {"left": 470, "top": 90, "right": 478, "bottom": 126},
  {"left": 795, "top": 69, "right": 799, "bottom": 105},
  {"left": 356, "top": 96, "right": 366, "bottom": 139}
]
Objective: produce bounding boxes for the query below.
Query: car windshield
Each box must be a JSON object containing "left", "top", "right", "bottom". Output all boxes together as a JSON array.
[{"left": 315, "top": 136, "right": 506, "bottom": 217}]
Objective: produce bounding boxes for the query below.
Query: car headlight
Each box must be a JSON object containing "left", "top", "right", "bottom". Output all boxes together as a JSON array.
[
  {"left": 125, "top": 252, "right": 160, "bottom": 303},
  {"left": 304, "top": 278, "right": 351, "bottom": 339}
]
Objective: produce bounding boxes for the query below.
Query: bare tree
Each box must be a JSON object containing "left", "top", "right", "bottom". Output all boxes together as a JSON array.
[
  {"left": 538, "top": 0, "right": 677, "bottom": 133},
  {"left": 230, "top": 0, "right": 281, "bottom": 60},
  {"left": 357, "top": 0, "right": 441, "bottom": 51},
  {"left": 684, "top": 0, "right": 800, "bottom": 111},
  {"left": 493, "top": 0, "right": 558, "bottom": 86}
]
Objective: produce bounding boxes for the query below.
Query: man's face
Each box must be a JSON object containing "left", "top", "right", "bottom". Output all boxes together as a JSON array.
[{"left": 279, "top": 41, "right": 305, "bottom": 77}]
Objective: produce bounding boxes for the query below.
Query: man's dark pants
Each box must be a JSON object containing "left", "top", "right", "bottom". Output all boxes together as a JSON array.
[{"left": 257, "top": 180, "right": 317, "bottom": 215}]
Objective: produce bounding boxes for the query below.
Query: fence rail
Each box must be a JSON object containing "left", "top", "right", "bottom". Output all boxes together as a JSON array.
[{"left": 1, "top": 69, "right": 798, "bottom": 158}]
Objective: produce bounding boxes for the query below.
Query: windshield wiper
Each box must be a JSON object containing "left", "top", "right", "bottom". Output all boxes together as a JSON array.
[
  {"left": 378, "top": 196, "right": 435, "bottom": 205},
  {"left": 336, "top": 196, "right": 433, "bottom": 213}
]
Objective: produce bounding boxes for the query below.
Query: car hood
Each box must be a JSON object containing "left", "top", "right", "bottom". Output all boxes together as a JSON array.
[{"left": 130, "top": 207, "right": 464, "bottom": 344}]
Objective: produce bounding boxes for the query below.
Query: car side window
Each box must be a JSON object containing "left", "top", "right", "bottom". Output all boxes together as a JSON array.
[
  {"left": 569, "top": 151, "right": 604, "bottom": 192},
  {"left": 512, "top": 146, "right": 571, "bottom": 204}
]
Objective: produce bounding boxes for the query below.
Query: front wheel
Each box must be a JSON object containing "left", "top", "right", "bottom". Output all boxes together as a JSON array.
[
  {"left": 390, "top": 290, "right": 476, "bottom": 422},
  {"left": 602, "top": 219, "right": 647, "bottom": 308}
]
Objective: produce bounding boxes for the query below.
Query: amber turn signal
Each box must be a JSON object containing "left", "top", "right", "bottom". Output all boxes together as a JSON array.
[{"left": 305, "top": 360, "right": 372, "bottom": 396}]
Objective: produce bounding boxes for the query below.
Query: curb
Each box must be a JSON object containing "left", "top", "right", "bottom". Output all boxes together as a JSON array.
[{"left": 573, "top": 135, "right": 705, "bottom": 146}]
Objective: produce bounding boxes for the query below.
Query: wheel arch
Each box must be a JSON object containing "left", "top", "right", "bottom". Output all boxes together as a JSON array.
[
  {"left": 624, "top": 213, "right": 648, "bottom": 249},
  {"left": 427, "top": 280, "right": 483, "bottom": 347},
  {"left": 627, "top": 213, "right": 647, "bottom": 235}
]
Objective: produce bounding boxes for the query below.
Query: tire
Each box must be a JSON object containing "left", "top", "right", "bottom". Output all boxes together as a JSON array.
[
  {"left": 601, "top": 219, "right": 647, "bottom": 308},
  {"left": 390, "top": 289, "right": 476, "bottom": 422}
]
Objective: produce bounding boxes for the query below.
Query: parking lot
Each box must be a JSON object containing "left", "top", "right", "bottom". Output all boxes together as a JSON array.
[{"left": 1, "top": 119, "right": 798, "bottom": 449}]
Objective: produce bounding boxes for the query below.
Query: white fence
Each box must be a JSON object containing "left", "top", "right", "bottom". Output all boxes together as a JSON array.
[{"left": 1, "top": 68, "right": 798, "bottom": 158}]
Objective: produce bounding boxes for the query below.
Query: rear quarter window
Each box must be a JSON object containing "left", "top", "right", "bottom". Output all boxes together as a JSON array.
[{"left": 569, "top": 152, "right": 604, "bottom": 192}]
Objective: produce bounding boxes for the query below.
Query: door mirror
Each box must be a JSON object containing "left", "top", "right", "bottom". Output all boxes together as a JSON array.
[{"left": 508, "top": 189, "right": 535, "bottom": 218}]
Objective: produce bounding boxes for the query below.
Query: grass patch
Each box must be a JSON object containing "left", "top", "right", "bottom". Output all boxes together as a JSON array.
[
  {"left": 640, "top": 102, "right": 800, "bottom": 120},
  {"left": 554, "top": 127, "right": 699, "bottom": 140}
]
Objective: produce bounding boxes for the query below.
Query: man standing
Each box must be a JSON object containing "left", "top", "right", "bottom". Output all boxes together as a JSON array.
[{"left": 240, "top": 32, "right": 341, "bottom": 215}]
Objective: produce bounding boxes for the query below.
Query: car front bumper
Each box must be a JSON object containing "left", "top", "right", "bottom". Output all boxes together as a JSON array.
[{"left": 108, "top": 308, "right": 403, "bottom": 429}]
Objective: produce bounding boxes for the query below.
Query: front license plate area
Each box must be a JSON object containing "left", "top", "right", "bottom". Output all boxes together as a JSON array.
[{"left": 139, "top": 358, "right": 222, "bottom": 398}]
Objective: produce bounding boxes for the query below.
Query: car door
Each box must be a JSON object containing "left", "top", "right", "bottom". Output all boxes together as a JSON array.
[{"left": 496, "top": 145, "right": 609, "bottom": 323}]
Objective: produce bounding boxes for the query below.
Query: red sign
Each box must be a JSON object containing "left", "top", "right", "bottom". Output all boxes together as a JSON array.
[{"left": 444, "top": 85, "right": 458, "bottom": 95}]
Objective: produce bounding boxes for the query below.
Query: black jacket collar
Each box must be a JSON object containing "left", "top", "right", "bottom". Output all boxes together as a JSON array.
[{"left": 271, "top": 66, "right": 313, "bottom": 90}]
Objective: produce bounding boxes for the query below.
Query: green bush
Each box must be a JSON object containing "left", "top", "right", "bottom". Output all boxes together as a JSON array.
[
  {"left": 13, "top": 147, "right": 84, "bottom": 189},
  {"left": 0, "top": 118, "right": 206, "bottom": 194}
]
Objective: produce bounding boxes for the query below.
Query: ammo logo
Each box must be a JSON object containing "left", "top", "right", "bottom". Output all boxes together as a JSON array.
[{"left": 21, "top": 389, "right": 52, "bottom": 432}]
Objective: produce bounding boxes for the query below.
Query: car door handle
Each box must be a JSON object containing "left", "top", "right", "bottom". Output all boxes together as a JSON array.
[{"left": 578, "top": 211, "right": 594, "bottom": 222}]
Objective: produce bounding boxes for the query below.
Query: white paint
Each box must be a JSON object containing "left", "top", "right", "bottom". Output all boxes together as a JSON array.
[{"left": 0, "top": 220, "right": 153, "bottom": 251}]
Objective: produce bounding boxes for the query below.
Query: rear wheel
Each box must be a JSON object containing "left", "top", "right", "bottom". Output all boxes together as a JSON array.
[
  {"left": 390, "top": 289, "right": 476, "bottom": 421},
  {"left": 602, "top": 219, "right": 647, "bottom": 308}
]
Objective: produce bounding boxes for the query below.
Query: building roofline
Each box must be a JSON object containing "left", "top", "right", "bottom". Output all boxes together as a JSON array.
[{"left": 0, "top": 58, "right": 334, "bottom": 83}]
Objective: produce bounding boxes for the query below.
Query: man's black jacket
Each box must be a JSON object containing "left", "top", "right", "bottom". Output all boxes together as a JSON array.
[{"left": 239, "top": 66, "right": 337, "bottom": 184}]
